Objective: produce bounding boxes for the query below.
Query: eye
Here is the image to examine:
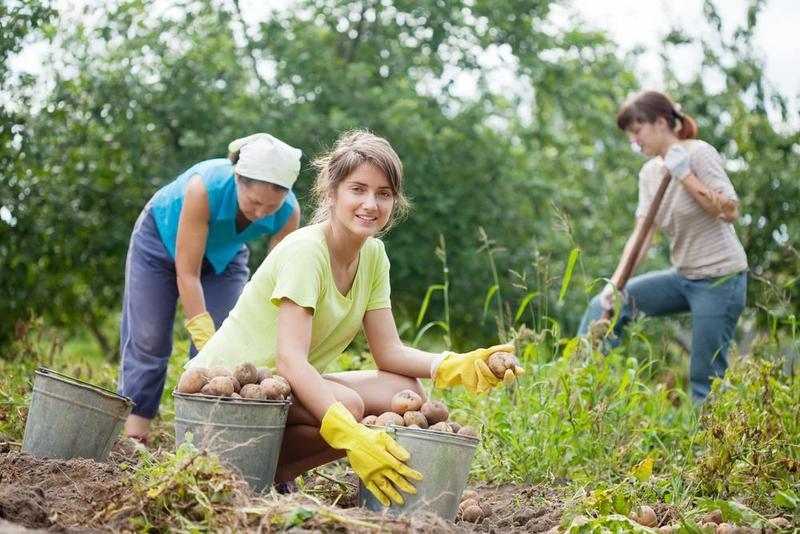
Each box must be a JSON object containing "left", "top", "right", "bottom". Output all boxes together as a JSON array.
[{"left": 379, "top": 191, "right": 393, "bottom": 199}]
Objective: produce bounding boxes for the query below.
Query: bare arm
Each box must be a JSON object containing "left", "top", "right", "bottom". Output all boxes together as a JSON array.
[
  {"left": 363, "top": 308, "right": 437, "bottom": 378},
  {"left": 175, "top": 175, "right": 210, "bottom": 319},
  {"left": 268, "top": 206, "right": 300, "bottom": 252},
  {"left": 610, "top": 216, "right": 655, "bottom": 288},
  {"left": 275, "top": 299, "right": 338, "bottom": 423},
  {"left": 679, "top": 174, "right": 738, "bottom": 223}
]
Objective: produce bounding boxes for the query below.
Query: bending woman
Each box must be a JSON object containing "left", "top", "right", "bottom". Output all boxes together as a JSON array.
[
  {"left": 578, "top": 91, "right": 748, "bottom": 403},
  {"left": 189, "top": 130, "right": 523, "bottom": 504},
  {"left": 118, "top": 133, "right": 302, "bottom": 440}
]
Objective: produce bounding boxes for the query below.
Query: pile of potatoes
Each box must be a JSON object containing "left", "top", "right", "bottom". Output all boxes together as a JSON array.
[
  {"left": 458, "top": 489, "right": 492, "bottom": 524},
  {"left": 360, "top": 389, "right": 480, "bottom": 438},
  {"left": 176, "top": 362, "right": 291, "bottom": 401},
  {"left": 629, "top": 506, "right": 792, "bottom": 533}
]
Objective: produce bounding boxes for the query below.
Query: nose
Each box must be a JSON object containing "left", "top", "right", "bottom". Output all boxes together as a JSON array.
[{"left": 362, "top": 192, "right": 378, "bottom": 211}]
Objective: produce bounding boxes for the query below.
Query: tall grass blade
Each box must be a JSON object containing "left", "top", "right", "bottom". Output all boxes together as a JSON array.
[
  {"left": 558, "top": 248, "right": 580, "bottom": 304},
  {"left": 483, "top": 284, "right": 499, "bottom": 320},
  {"left": 415, "top": 284, "right": 445, "bottom": 328},
  {"left": 514, "top": 291, "right": 539, "bottom": 323}
]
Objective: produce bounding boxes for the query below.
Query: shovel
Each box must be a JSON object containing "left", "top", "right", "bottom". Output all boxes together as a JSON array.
[{"left": 601, "top": 168, "right": 672, "bottom": 321}]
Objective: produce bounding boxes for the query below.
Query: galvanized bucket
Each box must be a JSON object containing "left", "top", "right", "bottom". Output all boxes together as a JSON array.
[
  {"left": 173, "top": 392, "right": 291, "bottom": 493},
  {"left": 22, "top": 367, "right": 134, "bottom": 462},
  {"left": 358, "top": 425, "right": 479, "bottom": 520}
]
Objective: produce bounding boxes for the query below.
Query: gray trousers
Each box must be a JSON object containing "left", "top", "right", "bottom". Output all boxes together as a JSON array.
[{"left": 117, "top": 208, "right": 249, "bottom": 418}]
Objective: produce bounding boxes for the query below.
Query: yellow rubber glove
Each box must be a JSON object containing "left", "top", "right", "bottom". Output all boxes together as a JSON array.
[
  {"left": 184, "top": 311, "right": 215, "bottom": 351},
  {"left": 432, "top": 343, "right": 525, "bottom": 394},
  {"left": 320, "top": 402, "right": 423, "bottom": 506}
]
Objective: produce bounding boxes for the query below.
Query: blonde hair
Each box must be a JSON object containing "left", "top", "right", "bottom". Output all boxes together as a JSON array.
[{"left": 310, "top": 130, "right": 409, "bottom": 232}]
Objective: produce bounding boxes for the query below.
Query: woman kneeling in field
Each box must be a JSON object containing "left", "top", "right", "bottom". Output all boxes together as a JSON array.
[{"left": 188, "top": 130, "right": 523, "bottom": 505}]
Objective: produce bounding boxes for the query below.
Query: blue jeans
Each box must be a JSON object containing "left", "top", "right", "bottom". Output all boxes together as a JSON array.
[
  {"left": 117, "top": 208, "right": 250, "bottom": 418},
  {"left": 578, "top": 268, "right": 747, "bottom": 403}
]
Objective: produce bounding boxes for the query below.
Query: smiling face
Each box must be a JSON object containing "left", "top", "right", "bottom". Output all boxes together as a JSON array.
[
  {"left": 625, "top": 117, "right": 674, "bottom": 157},
  {"left": 329, "top": 162, "right": 395, "bottom": 239},
  {"left": 236, "top": 176, "right": 289, "bottom": 221}
]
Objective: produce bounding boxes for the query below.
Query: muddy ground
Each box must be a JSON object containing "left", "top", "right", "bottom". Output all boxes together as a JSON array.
[{"left": 0, "top": 438, "right": 566, "bottom": 533}]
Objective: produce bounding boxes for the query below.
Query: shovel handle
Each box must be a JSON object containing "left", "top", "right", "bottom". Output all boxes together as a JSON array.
[{"left": 601, "top": 168, "right": 672, "bottom": 321}]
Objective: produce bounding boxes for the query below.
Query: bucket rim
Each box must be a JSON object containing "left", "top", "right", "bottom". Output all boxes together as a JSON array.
[
  {"left": 173, "top": 390, "right": 292, "bottom": 406},
  {"left": 34, "top": 367, "right": 134, "bottom": 407},
  {"left": 383, "top": 423, "right": 480, "bottom": 445}
]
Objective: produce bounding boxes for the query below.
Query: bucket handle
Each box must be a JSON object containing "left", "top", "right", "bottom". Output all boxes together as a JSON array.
[{"left": 35, "top": 367, "right": 134, "bottom": 406}]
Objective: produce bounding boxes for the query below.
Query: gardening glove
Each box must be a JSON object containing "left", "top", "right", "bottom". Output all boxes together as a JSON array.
[
  {"left": 431, "top": 344, "right": 524, "bottom": 394},
  {"left": 320, "top": 402, "right": 423, "bottom": 506},
  {"left": 184, "top": 311, "right": 215, "bottom": 351},
  {"left": 599, "top": 282, "right": 628, "bottom": 311},
  {"left": 663, "top": 143, "right": 691, "bottom": 181}
]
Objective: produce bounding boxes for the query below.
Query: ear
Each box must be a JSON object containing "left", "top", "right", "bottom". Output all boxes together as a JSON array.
[{"left": 654, "top": 116, "right": 670, "bottom": 130}]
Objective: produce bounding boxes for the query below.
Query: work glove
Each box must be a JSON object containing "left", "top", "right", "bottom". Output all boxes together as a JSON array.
[
  {"left": 431, "top": 344, "right": 524, "bottom": 394},
  {"left": 184, "top": 311, "right": 215, "bottom": 351},
  {"left": 320, "top": 402, "right": 423, "bottom": 506},
  {"left": 599, "top": 282, "right": 628, "bottom": 311},
  {"left": 663, "top": 144, "right": 691, "bottom": 181}
]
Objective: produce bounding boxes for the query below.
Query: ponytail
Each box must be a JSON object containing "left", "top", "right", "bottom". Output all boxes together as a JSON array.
[{"left": 617, "top": 91, "right": 697, "bottom": 139}]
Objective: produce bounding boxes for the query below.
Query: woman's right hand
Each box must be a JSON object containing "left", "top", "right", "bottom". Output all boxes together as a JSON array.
[
  {"left": 599, "top": 282, "right": 628, "bottom": 311},
  {"left": 319, "top": 402, "right": 423, "bottom": 506}
]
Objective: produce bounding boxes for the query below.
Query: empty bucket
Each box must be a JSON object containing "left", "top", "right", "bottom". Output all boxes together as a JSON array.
[
  {"left": 22, "top": 367, "right": 134, "bottom": 462},
  {"left": 358, "top": 425, "right": 479, "bottom": 520},
  {"left": 173, "top": 392, "right": 291, "bottom": 493}
]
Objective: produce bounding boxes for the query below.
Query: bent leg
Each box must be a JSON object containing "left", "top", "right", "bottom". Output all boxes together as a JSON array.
[{"left": 687, "top": 272, "right": 747, "bottom": 402}]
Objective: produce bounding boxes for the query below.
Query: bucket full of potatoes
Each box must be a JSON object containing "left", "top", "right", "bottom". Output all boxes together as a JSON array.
[
  {"left": 358, "top": 389, "right": 480, "bottom": 520},
  {"left": 172, "top": 362, "right": 292, "bottom": 492}
]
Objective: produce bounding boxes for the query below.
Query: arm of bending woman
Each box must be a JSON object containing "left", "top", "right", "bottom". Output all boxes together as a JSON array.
[
  {"left": 275, "top": 299, "right": 339, "bottom": 422},
  {"left": 679, "top": 174, "right": 738, "bottom": 223},
  {"left": 363, "top": 308, "right": 436, "bottom": 378},
  {"left": 175, "top": 175, "right": 210, "bottom": 319}
]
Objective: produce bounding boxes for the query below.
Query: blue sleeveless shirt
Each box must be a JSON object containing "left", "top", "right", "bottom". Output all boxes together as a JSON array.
[{"left": 149, "top": 158, "right": 298, "bottom": 274}]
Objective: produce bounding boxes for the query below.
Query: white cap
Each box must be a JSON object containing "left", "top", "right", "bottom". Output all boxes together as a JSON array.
[{"left": 228, "top": 133, "right": 302, "bottom": 189}]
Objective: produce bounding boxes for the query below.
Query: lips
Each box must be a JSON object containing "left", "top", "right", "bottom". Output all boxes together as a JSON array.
[{"left": 356, "top": 214, "right": 377, "bottom": 222}]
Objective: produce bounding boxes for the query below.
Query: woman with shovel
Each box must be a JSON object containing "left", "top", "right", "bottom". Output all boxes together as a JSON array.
[
  {"left": 118, "top": 133, "right": 303, "bottom": 441},
  {"left": 578, "top": 91, "right": 748, "bottom": 403},
  {"left": 188, "top": 130, "right": 524, "bottom": 503}
]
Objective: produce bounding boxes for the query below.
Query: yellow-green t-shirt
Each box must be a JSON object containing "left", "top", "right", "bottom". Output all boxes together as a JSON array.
[{"left": 188, "top": 223, "right": 392, "bottom": 372}]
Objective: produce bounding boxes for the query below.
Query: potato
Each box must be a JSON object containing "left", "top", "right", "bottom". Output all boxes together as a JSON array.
[
  {"left": 260, "top": 378, "right": 285, "bottom": 400},
  {"left": 234, "top": 362, "right": 258, "bottom": 385},
  {"left": 230, "top": 392, "right": 242, "bottom": 399},
  {"left": 479, "top": 502, "right": 493, "bottom": 518},
  {"left": 271, "top": 375, "right": 292, "bottom": 397},
  {"left": 177, "top": 368, "right": 207, "bottom": 394},
  {"left": 230, "top": 376, "right": 241, "bottom": 393},
  {"left": 767, "top": 518, "right": 791, "bottom": 530},
  {"left": 448, "top": 421, "right": 462, "bottom": 433},
  {"left": 240, "top": 383, "right": 265, "bottom": 400},
  {"left": 458, "top": 425, "right": 479, "bottom": 438},
  {"left": 629, "top": 505, "right": 657, "bottom": 528},
  {"left": 657, "top": 527, "right": 674, "bottom": 534},
  {"left": 407, "top": 424, "right": 421, "bottom": 429},
  {"left": 199, "top": 383, "right": 215, "bottom": 396},
  {"left": 390, "top": 389, "right": 423, "bottom": 414},
  {"left": 207, "top": 376, "right": 235, "bottom": 397},
  {"left": 701, "top": 510, "right": 723, "bottom": 525},
  {"left": 487, "top": 351, "right": 518, "bottom": 379},
  {"left": 361, "top": 415, "right": 378, "bottom": 426},
  {"left": 207, "top": 366, "right": 231, "bottom": 379},
  {"left": 459, "top": 498, "right": 479, "bottom": 512},
  {"left": 420, "top": 400, "right": 448, "bottom": 425},
  {"left": 715, "top": 524, "right": 734, "bottom": 534},
  {"left": 376, "top": 411, "right": 404, "bottom": 427},
  {"left": 461, "top": 504, "right": 484, "bottom": 523},
  {"left": 256, "top": 366, "right": 273, "bottom": 382},
  {"left": 429, "top": 421, "right": 453, "bottom": 433},
  {"left": 460, "top": 489, "right": 479, "bottom": 503},
  {"left": 402, "top": 411, "right": 428, "bottom": 428}
]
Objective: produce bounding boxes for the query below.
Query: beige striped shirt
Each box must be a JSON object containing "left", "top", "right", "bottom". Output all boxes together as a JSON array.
[{"left": 636, "top": 139, "right": 748, "bottom": 279}]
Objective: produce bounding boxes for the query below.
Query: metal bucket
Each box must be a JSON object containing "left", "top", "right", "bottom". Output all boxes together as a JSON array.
[
  {"left": 22, "top": 367, "right": 134, "bottom": 462},
  {"left": 358, "top": 425, "right": 479, "bottom": 520},
  {"left": 173, "top": 392, "right": 291, "bottom": 493}
]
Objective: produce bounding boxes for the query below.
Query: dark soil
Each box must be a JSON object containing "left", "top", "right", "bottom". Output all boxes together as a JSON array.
[{"left": 1, "top": 440, "right": 566, "bottom": 533}]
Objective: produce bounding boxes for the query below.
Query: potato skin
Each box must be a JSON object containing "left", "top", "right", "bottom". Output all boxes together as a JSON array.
[
  {"left": 234, "top": 362, "right": 258, "bottom": 385},
  {"left": 420, "top": 401, "right": 449, "bottom": 425},
  {"left": 403, "top": 411, "right": 428, "bottom": 428},
  {"left": 460, "top": 490, "right": 479, "bottom": 502},
  {"left": 208, "top": 376, "right": 235, "bottom": 397},
  {"left": 376, "top": 412, "right": 405, "bottom": 427},
  {"left": 271, "top": 375, "right": 292, "bottom": 397},
  {"left": 461, "top": 504, "right": 484, "bottom": 523},
  {"left": 230, "top": 392, "right": 242, "bottom": 399},
  {"left": 240, "top": 383, "right": 265, "bottom": 400},
  {"left": 259, "top": 378, "right": 284, "bottom": 400},
  {"left": 207, "top": 366, "right": 232, "bottom": 379},
  {"left": 361, "top": 415, "right": 379, "bottom": 426},
  {"left": 449, "top": 421, "right": 462, "bottom": 433},
  {"left": 390, "top": 389, "right": 423, "bottom": 415},
  {"left": 487, "top": 351, "right": 516, "bottom": 379},
  {"left": 457, "top": 425, "right": 479, "bottom": 438},
  {"left": 429, "top": 421, "right": 453, "bottom": 433},
  {"left": 256, "top": 366, "right": 273, "bottom": 382},
  {"left": 230, "top": 376, "right": 241, "bottom": 393},
  {"left": 199, "top": 383, "right": 215, "bottom": 396},
  {"left": 177, "top": 368, "right": 207, "bottom": 394}
]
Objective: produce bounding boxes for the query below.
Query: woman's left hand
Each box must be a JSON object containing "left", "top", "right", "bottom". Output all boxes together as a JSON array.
[
  {"left": 431, "top": 344, "right": 524, "bottom": 394},
  {"left": 663, "top": 144, "right": 691, "bottom": 181}
]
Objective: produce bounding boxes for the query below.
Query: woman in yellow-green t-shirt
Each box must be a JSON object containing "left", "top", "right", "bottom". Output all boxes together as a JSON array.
[{"left": 189, "top": 131, "right": 524, "bottom": 506}]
